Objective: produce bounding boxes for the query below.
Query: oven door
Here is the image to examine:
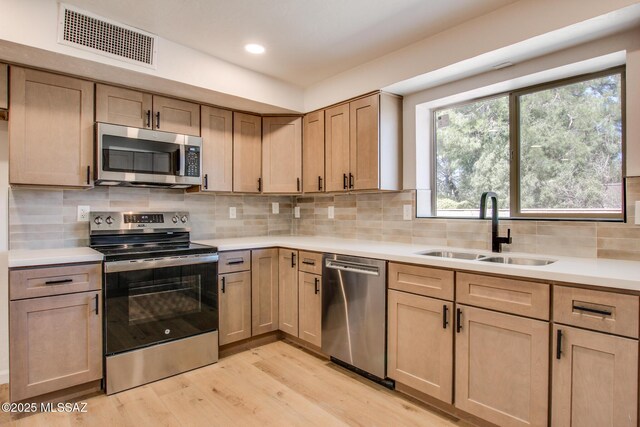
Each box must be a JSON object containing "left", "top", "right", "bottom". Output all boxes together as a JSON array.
[{"left": 104, "top": 257, "right": 218, "bottom": 355}]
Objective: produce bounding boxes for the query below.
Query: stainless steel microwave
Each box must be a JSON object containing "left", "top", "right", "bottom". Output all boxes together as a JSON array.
[{"left": 95, "top": 123, "right": 202, "bottom": 189}]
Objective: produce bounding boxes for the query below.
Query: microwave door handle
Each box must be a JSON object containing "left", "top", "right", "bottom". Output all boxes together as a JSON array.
[{"left": 177, "top": 145, "right": 185, "bottom": 176}]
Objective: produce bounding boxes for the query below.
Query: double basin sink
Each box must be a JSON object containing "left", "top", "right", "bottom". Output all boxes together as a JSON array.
[{"left": 419, "top": 250, "right": 556, "bottom": 266}]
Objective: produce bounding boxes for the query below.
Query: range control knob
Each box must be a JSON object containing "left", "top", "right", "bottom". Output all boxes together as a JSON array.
[
  {"left": 180, "top": 215, "right": 188, "bottom": 223},
  {"left": 93, "top": 216, "right": 103, "bottom": 225},
  {"left": 172, "top": 216, "right": 179, "bottom": 224},
  {"left": 105, "top": 216, "right": 113, "bottom": 225}
]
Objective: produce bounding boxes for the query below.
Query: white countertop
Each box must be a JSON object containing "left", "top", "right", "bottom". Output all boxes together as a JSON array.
[
  {"left": 8, "top": 236, "right": 640, "bottom": 292},
  {"left": 9, "top": 247, "right": 103, "bottom": 268},
  {"left": 195, "top": 236, "right": 640, "bottom": 292}
]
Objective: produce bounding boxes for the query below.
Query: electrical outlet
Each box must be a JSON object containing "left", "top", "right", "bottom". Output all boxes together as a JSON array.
[
  {"left": 636, "top": 201, "right": 640, "bottom": 225},
  {"left": 229, "top": 207, "right": 236, "bottom": 219},
  {"left": 294, "top": 206, "right": 300, "bottom": 218},
  {"left": 77, "top": 205, "right": 90, "bottom": 222},
  {"left": 328, "top": 206, "right": 335, "bottom": 219},
  {"left": 403, "top": 204, "right": 413, "bottom": 221},
  {"left": 272, "top": 202, "right": 279, "bottom": 214}
]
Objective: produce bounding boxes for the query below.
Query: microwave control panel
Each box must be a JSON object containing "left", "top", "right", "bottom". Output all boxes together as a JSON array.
[{"left": 185, "top": 146, "right": 200, "bottom": 177}]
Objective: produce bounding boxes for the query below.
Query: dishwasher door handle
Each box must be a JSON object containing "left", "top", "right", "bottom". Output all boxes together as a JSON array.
[{"left": 325, "top": 260, "right": 380, "bottom": 276}]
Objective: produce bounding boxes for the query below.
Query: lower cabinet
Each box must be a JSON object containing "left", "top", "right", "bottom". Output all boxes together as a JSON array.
[
  {"left": 278, "top": 249, "right": 299, "bottom": 336},
  {"left": 551, "top": 324, "right": 638, "bottom": 427},
  {"left": 10, "top": 291, "right": 102, "bottom": 402},
  {"left": 218, "top": 271, "right": 252, "bottom": 345},
  {"left": 454, "top": 305, "right": 549, "bottom": 427},
  {"left": 251, "top": 248, "right": 279, "bottom": 336},
  {"left": 387, "top": 290, "right": 453, "bottom": 403},
  {"left": 298, "top": 272, "right": 322, "bottom": 347}
]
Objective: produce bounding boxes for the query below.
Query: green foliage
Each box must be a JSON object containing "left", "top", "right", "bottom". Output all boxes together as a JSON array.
[{"left": 435, "top": 73, "right": 622, "bottom": 215}]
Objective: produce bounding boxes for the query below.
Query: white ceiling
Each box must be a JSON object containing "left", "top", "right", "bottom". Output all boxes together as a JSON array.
[{"left": 65, "top": 0, "right": 518, "bottom": 87}]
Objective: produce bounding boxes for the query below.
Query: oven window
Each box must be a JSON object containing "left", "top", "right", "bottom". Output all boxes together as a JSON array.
[
  {"left": 102, "top": 135, "right": 178, "bottom": 175},
  {"left": 128, "top": 275, "right": 202, "bottom": 324}
]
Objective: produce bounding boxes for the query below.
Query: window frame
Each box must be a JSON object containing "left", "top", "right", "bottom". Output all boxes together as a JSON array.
[{"left": 431, "top": 66, "right": 626, "bottom": 220}]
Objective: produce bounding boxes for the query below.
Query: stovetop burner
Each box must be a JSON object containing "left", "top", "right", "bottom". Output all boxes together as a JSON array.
[{"left": 94, "top": 242, "right": 216, "bottom": 262}]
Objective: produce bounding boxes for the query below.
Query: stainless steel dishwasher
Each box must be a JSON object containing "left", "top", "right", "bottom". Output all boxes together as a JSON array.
[{"left": 322, "top": 254, "right": 391, "bottom": 386}]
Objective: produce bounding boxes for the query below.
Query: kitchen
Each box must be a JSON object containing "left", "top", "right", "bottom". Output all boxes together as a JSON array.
[{"left": 1, "top": 0, "right": 640, "bottom": 426}]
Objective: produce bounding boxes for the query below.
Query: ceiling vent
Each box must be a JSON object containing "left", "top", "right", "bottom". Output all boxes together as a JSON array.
[{"left": 57, "top": 3, "right": 157, "bottom": 68}]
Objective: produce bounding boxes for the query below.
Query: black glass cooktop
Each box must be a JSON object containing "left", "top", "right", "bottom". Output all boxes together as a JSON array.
[{"left": 93, "top": 242, "right": 217, "bottom": 262}]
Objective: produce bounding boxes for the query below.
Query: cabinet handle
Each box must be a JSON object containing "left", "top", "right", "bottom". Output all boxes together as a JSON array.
[
  {"left": 291, "top": 252, "right": 296, "bottom": 268},
  {"left": 442, "top": 305, "right": 449, "bottom": 329},
  {"left": 227, "top": 258, "right": 245, "bottom": 265},
  {"left": 349, "top": 173, "right": 354, "bottom": 189},
  {"left": 94, "top": 294, "right": 99, "bottom": 315},
  {"left": 155, "top": 111, "right": 160, "bottom": 128},
  {"left": 343, "top": 173, "right": 348, "bottom": 190},
  {"left": 221, "top": 276, "right": 226, "bottom": 293},
  {"left": 556, "top": 329, "right": 563, "bottom": 359},
  {"left": 45, "top": 278, "right": 73, "bottom": 285},
  {"left": 302, "top": 259, "right": 316, "bottom": 266},
  {"left": 86, "top": 166, "right": 91, "bottom": 185},
  {"left": 297, "top": 177, "right": 301, "bottom": 192},
  {"left": 204, "top": 174, "right": 208, "bottom": 189},
  {"left": 456, "top": 308, "right": 462, "bottom": 333},
  {"left": 572, "top": 305, "right": 613, "bottom": 316},
  {"left": 146, "top": 110, "right": 151, "bottom": 128},
  {"left": 258, "top": 177, "right": 262, "bottom": 192},
  {"left": 318, "top": 176, "right": 323, "bottom": 191},
  {"left": 314, "top": 277, "right": 320, "bottom": 294}
]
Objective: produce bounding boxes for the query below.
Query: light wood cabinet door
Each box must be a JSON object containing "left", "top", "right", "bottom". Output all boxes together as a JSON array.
[
  {"left": 200, "top": 106, "right": 233, "bottom": 192},
  {"left": 552, "top": 325, "right": 638, "bottom": 427},
  {"left": 350, "top": 94, "right": 379, "bottom": 190},
  {"left": 387, "top": 290, "right": 453, "bottom": 403},
  {"left": 0, "top": 63, "right": 7, "bottom": 110},
  {"left": 9, "top": 67, "right": 94, "bottom": 187},
  {"left": 152, "top": 95, "right": 200, "bottom": 136},
  {"left": 95, "top": 84, "right": 152, "bottom": 128},
  {"left": 262, "top": 116, "right": 302, "bottom": 193},
  {"left": 298, "top": 272, "right": 322, "bottom": 347},
  {"left": 455, "top": 305, "right": 549, "bottom": 427},
  {"left": 278, "top": 249, "right": 298, "bottom": 336},
  {"left": 233, "top": 112, "right": 262, "bottom": 193},
  {"left": 303, "top": 111, "right": 325, "bottom": 192},
  {"left": 218, "top": 271, "right": 252, "bottom": 346},
  {"left": 324, "top": 103, "right": 350, "bottom": 192},
  {"left": 251, "top": 248, "right": 279, "bottom": 335},
  {"left": 10, "top": 291, "right": 102, "bottom": 402}
]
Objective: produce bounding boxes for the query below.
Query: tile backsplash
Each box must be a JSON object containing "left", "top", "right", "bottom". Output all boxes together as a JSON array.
[
  {"left": 9, "top": 187, "right": 293, "bottom": 250},
  {"left": 8, "top": 177, "right": 640, "bottom": 261}
]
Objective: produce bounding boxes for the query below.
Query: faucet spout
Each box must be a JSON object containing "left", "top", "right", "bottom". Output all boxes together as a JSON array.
[{"left": 479, "top": 192, "right": 511, "bottom": 253}]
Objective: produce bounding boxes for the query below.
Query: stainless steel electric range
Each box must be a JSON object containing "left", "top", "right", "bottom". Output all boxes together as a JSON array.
[{"left": 89, "top": 211, "right": 219, "bottom": 394}]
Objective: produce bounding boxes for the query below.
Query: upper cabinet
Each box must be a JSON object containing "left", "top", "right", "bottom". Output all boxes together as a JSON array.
[
  {"left": 262, "top": 116, "right": 302, "bottom": 193},
  {"left": 9, "top": 67, "right": 94, "bottom": 187},
  {"left": 302, "top": 111, "right": 325, "bottom": 193},
  {"left": 325, "top": 92, "right": 402, "bottom": 192},
  {"left": 95, "top": 84, "right": 200, "bottom": 136},
  {"left": 233, "top": 112, "right": 262, "bottom": 193},
  {"left": 200, "top": 106, "right": 233, "bottom": 192},
  {"left": 0, "top": 63, "right": 7, "bottom": 111}
]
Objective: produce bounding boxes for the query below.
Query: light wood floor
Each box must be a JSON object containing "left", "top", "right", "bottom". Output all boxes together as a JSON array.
[{"left": 0, "top": 340, "right": 471, "bottom": 427}]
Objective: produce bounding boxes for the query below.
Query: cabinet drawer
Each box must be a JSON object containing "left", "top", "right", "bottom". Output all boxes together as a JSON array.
[
  {"left": 298, "top": 251, "right": 323, "bottom": 275},
  {"left": 554, "top": 286, "right": 639, "bottom": 338},
  {"left": 456, "top": 273, "right": 549, "bottom": 320},
  {"left": 218, "top": 251, "right": 251, "bottom": 273},
  {"left": 10, "top": 263, "right": 101, "bottom": 300},
  {"left": 388, "top": 263, "right": 453, "bottom": 300}
]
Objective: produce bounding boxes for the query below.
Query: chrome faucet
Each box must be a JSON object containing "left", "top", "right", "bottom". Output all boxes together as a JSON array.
[{"left": 479, "top": 192, "right": 512, "bottom": 253}]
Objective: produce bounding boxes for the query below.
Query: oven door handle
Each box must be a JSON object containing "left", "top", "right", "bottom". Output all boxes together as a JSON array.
[{"left": 104, "top": 254, "right": 219, "bottom": 273}]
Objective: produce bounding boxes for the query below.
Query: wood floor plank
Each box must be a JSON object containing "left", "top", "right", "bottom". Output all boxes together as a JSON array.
[{"left": 0, "top": 341, "right": 460, "bottom": 427}]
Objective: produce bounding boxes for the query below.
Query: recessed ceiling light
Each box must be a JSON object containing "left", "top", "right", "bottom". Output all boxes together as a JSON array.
[{"left": 245, "top": 44, "right": 265, "bottom": 54}]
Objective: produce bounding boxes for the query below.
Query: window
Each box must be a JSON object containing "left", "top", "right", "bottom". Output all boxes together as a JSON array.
[{"left": 433, "top": 68, "right": 624, "bottom": 219}]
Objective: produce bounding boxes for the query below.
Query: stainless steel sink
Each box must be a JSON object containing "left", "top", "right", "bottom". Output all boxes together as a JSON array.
[
  {"left": 479, "top": 256, "right": 556, "bottom": 266},
  {"left": 419, "top": 250, "right": 487, "bottom": 261}
]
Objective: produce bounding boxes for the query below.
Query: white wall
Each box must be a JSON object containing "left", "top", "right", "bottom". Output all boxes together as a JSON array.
[
  {"left": 402, "top": 27, "right": 640, "bottom": 192},
  {"left": 0, "top": 0, "right": 304, "bottom": 113},
  {"left": 0, "top": 121, "right": 8, "bottom": 385}
]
